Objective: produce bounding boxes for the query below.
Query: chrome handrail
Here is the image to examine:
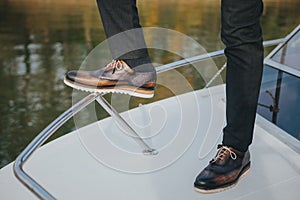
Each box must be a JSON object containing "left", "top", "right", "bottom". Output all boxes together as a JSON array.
[
  {"left": 14, "top": 93, "right": 101, "bottom": 200},
  {"left": 13, "top": 38, "right": 285, "bottom": 200},
  {"left": 156, "top": 38, "right": 286, "bottom": 73}
]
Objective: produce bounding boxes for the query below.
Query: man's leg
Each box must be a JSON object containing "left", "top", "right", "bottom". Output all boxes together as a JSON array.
[
  {"left": 96, "top": 0, "right": 153, "bottom": 70},
  {"left": 222, "top": 0, "right": 264, "bottom": 152},
  {"left": 194, "top": 0, "right": 263, "bottom": 193},
  {"left": 64, "top": 0, "right": 156, "bottom": 98}
]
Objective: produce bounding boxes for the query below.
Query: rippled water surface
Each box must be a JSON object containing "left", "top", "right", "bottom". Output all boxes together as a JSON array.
[{"left": 1, "top": 0, "right": 300, "bottom": 168}]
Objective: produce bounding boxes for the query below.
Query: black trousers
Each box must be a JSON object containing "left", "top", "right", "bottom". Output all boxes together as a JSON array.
[
  {"left": 96, "top": 0, "right": 264, "bottom": 152},
  {"left": 96, "top": 0, "right": 151, "bottom": 67},
  {"left": 221, "top": 0, "right": 264, "bottom": 152}
]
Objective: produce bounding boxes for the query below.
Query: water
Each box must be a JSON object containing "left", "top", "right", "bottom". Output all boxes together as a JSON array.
[{"left": 1, "top": 0, "right": 300, "bottom": 169}]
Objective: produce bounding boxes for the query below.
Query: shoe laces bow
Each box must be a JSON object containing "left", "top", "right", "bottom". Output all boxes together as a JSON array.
[
  {"left": 210, "top": 146, "right": 237, "bottom": 163},
  {"left": 106, "top": 60, "right": 124, "bottom": 74}
]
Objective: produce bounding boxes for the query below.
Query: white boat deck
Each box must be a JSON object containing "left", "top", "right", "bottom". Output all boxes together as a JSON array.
[{"left": 0, "top": 85, "right": 299, "bottom": 200}]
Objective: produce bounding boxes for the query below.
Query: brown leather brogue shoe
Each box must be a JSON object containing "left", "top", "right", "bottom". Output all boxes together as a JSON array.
[
  {"left": 64, "top": 60, "right": 156, "bottom": 98},
  {"left": 194, "top": 145, "right": 250, "bottom": 193}
]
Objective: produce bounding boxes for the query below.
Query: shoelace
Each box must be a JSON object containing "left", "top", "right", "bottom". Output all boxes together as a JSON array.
[
  {"left": 107, "top": 60, "right": 124, "bottom": 74},
  {"left": 210, "top": 146, "right": 237, "bottom": 163}
]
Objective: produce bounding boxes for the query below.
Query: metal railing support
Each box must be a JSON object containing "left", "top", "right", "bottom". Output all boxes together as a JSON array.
[{"left": 96, "top": 96, "right": 157, "bottom": 155}]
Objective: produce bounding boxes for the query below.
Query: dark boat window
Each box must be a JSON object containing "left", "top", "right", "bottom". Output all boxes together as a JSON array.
[
  {"left": 257, "top": 65, "right": 300, "bottom": 141},
  {"left": 271, "top": 30, "right": 300, "bottom": 70}
]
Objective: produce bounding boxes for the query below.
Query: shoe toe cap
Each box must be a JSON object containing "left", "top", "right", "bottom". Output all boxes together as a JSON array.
[
  {"left": 194, "top": 171, "right": 216, "bottom": 188},
  {"left": 66, "top": 70, "right": 78, "bottom": 81}
]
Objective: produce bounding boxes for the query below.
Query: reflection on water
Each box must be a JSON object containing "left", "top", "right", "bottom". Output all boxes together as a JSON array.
[{"left": 1, "top": 0, "right": 300, "bottom": 168}]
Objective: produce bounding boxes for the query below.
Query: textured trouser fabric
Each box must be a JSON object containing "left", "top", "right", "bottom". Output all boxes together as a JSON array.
[
  {"left": 96, "top": 0, "right": 150, "bottom": 64},
  {"left": 96, "top": 0, "right": 264, "bottom": 152},
  {"left": 221, "top": 0, "right": 264, "bottom": 152}
]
